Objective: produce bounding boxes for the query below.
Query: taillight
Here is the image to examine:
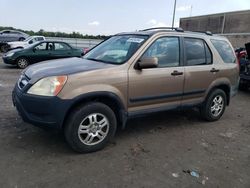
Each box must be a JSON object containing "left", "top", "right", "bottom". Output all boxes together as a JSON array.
[{"left": 236, "top": 58, "right": 240, "bottom": 73}]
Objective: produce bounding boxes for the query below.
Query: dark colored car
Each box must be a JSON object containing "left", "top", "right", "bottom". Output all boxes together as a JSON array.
[
  {"left": 2, "top": 41, "right": 83, "bottom": 68},
  {"left": 0, "top": 30, "right": 29, "bottom": 52},
  {"left": 239, "top": 42, "right": 250, "bottom": 90}
]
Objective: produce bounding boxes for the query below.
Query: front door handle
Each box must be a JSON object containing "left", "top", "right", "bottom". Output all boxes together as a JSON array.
[
  {"left": 210, "top": 68, "right": 220, "bottom": 73},
  {"left": 171, "top": 70, "right": 183, "bottom": 76}
]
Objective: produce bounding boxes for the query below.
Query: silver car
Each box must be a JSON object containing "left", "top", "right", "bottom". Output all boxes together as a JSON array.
[{"left": 0, "top": 30, "right": 29, "bottom": 42}]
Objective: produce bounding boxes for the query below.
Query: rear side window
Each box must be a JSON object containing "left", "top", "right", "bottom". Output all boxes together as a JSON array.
[
  {"left": 54, "top": 43, "right": 71, "bottom": 50},
  {"left": 184, "top": 38, "right": 212, "bottom": 66},
  {"left": 211, "top": 39, "right": 236, "bottom": 63},
  {"left": 37, "top": 37, "right": 44, "bottom": 41}
]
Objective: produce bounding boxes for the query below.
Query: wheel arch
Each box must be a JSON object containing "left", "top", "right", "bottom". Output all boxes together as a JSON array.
[
  {"left": 62, "top": 91, "right": 127, "bottom": 130},
  {"left": 206, "top": 83, "right": 231, "bottom": 105}
]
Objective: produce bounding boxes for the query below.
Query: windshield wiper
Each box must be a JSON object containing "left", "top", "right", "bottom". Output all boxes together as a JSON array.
[
  {"left": 85, "top": 58, "right": 112, "bottom": 64},
  {"left": 86, "top": 58, "right": 100, "bottom": 62}
]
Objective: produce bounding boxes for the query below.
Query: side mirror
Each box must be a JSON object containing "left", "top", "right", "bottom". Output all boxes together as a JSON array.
[
  {"left": 33, "top": 48, "right": 37, "bottom": 52},
  {"left": 29, "top": 41, "right": 33, "bottom": 44},
  {"left": 135, "top": 57, "right": 158, "bottom": 70}
]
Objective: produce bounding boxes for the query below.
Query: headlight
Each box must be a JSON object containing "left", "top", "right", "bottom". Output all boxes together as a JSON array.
[
  {"left": 27, "top": 76, "right": 67, "bottom": 96},
  {"left": 6, "top": 52, "right": 14, "bottom": 57}
]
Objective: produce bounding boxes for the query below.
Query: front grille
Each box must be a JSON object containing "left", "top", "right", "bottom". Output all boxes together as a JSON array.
[{"left": 18, "top": 75, "right": 29, "bottom": 90}]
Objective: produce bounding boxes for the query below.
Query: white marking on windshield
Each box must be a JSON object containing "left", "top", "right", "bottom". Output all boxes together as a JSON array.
[{"left": 127, "top": 38, "right": 145, "bottom": 43}]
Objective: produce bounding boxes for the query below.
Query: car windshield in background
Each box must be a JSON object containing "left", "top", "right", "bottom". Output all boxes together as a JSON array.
[
  {"left": 84, "top": 35, "right": 149, "bottom": 64},
  {"left": 24, "top": 36, "right": 32, "bottom": 42}
]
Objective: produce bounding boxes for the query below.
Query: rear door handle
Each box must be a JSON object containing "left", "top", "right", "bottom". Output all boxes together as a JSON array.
[
  {"left": 171, "top": 70, "right": 183, "bottom": 76},
  {"left": 210, "top": 68, "right": 220, "bottom": 73}
]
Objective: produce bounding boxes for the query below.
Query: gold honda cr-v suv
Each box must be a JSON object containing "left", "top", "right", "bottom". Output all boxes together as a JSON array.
[{"left": 12, "top": 27, "right": 239, "bottom": 153}]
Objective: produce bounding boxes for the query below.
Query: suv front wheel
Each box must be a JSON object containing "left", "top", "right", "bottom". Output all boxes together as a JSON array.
[
  {"left": 200, "top": 89, "right": 226, "bottom": 121},
  {"left": 64, "top": 102, "right": 117, "bottom": 153}
]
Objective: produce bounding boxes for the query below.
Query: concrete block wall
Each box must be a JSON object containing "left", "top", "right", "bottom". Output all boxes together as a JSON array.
[{"left": 180, "top": 10, "right": 250, "bottom": 48}]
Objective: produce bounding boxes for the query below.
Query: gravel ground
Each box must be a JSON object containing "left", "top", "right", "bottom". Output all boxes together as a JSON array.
[{"left": 0, "top": 58, "right": 250, "bottom": 188}]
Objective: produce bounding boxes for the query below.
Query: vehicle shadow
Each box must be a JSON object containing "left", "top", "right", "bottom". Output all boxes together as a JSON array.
[
  {"left": 7, "top": 104, "right": 241, "bottom": 153},
  {"left": 0, "top": 63, "right": 18, "bottom": 69},
  {"left": 10, "top": 108, "right": 204, "bottom": 155},
  {"left": 119, "top": 108, "right": 202, "bottom": 134}
]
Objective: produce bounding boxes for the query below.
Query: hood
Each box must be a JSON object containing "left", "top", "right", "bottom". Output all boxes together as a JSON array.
[
  {"left": 4, "top": 48, "right": 23, "bottom": 55},
  {"left": 24, "top": 57, "right": 115, "bottom": 83}
]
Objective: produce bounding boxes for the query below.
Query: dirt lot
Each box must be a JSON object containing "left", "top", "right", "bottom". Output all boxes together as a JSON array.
[{"left": 0, "top": 58, "right": 249, "bottom": 188}]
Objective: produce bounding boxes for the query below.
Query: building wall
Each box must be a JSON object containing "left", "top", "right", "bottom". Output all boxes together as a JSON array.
[
  {"left": 220, "top": 34, "right": 250, "bottom": 48},
  {"left": 180, "top": 10, "right": 250, "bottom": 48}
]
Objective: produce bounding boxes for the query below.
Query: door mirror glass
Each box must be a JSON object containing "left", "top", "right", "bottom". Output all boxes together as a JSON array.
[
  {"left": 135, "top": 57, "right": 158, "bottom": 69},
  {"left": 142, "top": 37, "right": 180, "bottom": 68},
  {"left": 29, "top": 40, "right": 33, "bottom": 44}
]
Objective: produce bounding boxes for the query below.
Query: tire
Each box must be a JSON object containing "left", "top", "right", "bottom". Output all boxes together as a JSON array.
[
  {"left": 19, "top": 37, "right": 25, "bottom": 41},
  {"left": 1, "top": 44, "right": 8, "bottom": 53},
  {"left": 16, "top": 57, "right": 29, "bottom": 69},
  {"left": 64, "top": 102, "right": 117, "bottom": 153},
  {"left": 200, "top": 89, "right": 226, "bottom": 121}
]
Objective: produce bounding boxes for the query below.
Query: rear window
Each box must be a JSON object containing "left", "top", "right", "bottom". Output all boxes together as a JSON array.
[{"left": 211, "top": 39, "right": 236, "bottom": 63}]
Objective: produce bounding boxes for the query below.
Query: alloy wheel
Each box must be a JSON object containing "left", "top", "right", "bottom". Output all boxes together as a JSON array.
[
  {"left": 17, "top": 58, "right": 28, "bottom": 69},
  {"left": 78, "top": 113, "right": 109, "bottom": 146},
  {"left": 210, "top": 95, "right": 224, "bottom": 117}
]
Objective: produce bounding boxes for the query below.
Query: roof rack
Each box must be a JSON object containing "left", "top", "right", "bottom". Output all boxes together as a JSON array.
[
  {"left": 192, "top": 31, "right": 213, "bottom": 36},
  {"left": 141, "top": 27, "right": 184, "bottom": 32}
]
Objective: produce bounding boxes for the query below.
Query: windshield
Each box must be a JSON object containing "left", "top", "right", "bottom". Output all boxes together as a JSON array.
[
  {"left": 24, "top": 36, "right": 32, "bottom": 42},
  {"left": 84, "top": 35, "right": 149, "bottom": 64}
]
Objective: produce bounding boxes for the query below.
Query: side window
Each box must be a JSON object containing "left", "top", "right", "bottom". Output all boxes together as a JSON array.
[
  {"left": 3, "top": 31, "right": 10, "bottom": 34},
  {"left": 28, "top": 39, "right": 35, "bottom": 44},
  {"left": 37, "top": 37, "right": 44, "bottom": 41},
  {"left": 211, "top": 39, "right": 236, "bottom": 64},
  {"left": 10, "top": 31, "right": 21, "bottom": 35},
  {"left": 205, "top": 43, "right": 212, "bottom": 64},
  {"left": 47, "top": 42, "right": 54, "bottom": 50},
  {"left": 35, "top": 43, "right": 47, "bottom": 50},
  {"left": 184, "top": 38, "right": 212, "bottom": 66},
  {"left": 54, "top": 43, "right": 70, "bottom": 50},
  {"left": 142, "top": 37, "right": 180, "bottom": 68}
]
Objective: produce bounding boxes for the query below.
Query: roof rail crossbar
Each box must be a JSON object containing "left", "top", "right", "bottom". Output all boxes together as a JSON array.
[{"left": 141, "top": 27, "right": 184, "bottom": 32}]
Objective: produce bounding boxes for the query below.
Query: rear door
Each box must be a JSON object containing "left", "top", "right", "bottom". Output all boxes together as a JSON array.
[
  {"left": 51, "top": 42, "right": 73, "bottom": 59},
  {"left": 128, "top": 36, "right": 185, "bottom": 113},
  {"left": 182, "top": 37, "right": 216, "bottom": 105}
]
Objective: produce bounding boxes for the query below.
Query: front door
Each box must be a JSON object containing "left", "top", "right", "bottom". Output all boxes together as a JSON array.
[
  {"left": 31, "top": 42, "right": 54, "bottom": 63},
  {"left": 128, "top": 36, "right": 184, "bottom": 113}
]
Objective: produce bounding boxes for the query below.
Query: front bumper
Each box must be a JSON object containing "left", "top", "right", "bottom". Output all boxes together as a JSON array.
[
  {"left": 2, "top": 56, "right": 16, "bottom": 65},
  {"left": 12, "top": 84, "right": 72, "bottom": 129}
]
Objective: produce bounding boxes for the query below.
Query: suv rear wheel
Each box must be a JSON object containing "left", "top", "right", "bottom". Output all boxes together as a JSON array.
[
  {"left": 200, "top": 89, "right": 226, "bottom": 121},
  {"left": 64, "top": 102, "right": 117, "bottom": 153}
]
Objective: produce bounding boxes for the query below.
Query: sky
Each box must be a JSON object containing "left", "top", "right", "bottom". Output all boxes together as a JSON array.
[{"left": 0, "top": 0, "right": 250, "bottom": 35}]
